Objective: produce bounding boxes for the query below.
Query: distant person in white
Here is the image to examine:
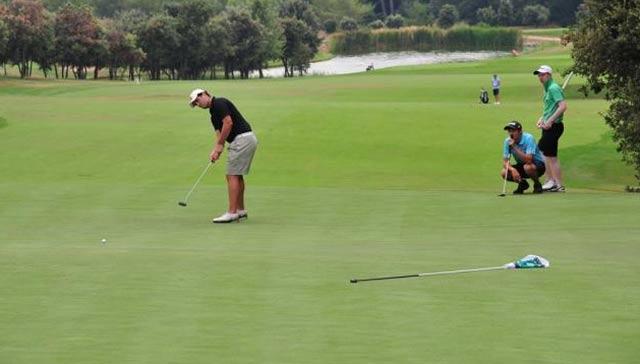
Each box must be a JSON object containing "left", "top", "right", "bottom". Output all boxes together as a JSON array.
[{"left": 492, "top": 74, "right": 501, "bottom": 104}]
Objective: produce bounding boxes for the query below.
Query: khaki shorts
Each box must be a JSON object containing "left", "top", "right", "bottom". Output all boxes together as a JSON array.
[{"left": 227, "top": 132, "right": 257, "bottom": 175}]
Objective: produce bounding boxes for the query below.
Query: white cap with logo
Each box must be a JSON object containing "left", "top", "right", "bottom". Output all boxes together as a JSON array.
[{"left": 189, "top": 88, "right": 205, "bottom": 107}]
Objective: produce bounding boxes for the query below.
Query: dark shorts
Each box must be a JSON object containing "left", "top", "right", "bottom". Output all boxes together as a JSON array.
[
  {"left": 512, "top": 162, "right": 546, "bottom": 180},
  {"left": 493, "top": 88, "right": 500, "bottom": 96},
  {"left": 538, "top": 122, "right": 564, "bottom": 157}
]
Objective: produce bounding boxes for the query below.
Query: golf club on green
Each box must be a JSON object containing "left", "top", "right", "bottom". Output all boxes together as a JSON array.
[
  {"left": 499, "top": 152, "right": 511, "bottom": 197},
  {"left": 178, "top": 161, "right": 214, "bottom": 207},
  {"left": 350, "top": 255, "right": 550, "bottom": 284}
]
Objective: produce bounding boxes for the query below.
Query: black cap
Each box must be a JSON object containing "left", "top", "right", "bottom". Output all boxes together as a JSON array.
[{"left": 504, "top": 121, "right": 522, "bottom": 130}]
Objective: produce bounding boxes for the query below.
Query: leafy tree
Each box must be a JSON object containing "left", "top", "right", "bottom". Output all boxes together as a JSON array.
[
  {"left": 437, "top": 3, "right": 458, "bottom": 29},
  {"left": 0, "top": 10, "right": 8, "bottom": 75},
  {"left": 40, "top": 0, "right": 179, "bottom": 17},
  {"left": 279, "top": 0, "right": 320, "bottom": 77},
  {"left": 111, "top": 8, "right": 148, "bottom": 34},
  {"left": 571, "top": 0, "right": 640, "bottom": 183},
  {"left": 137, "top": 14, "right": 179, "bottom": 80},
  {"left": 339, "top": 16, "right": 358, "bottom": 31},
  {"left": 310, "top": 0, "right": 373, "bottom": 24},
  {"left": 4, "top": 0, "right": 54, "bottom": 78},
  {"left": 385, "top": 14, "right": 404, "bottom": 28},
  {"left": 225, "top": 8, "right": 266, "bottom": 79},
  {"left": 203, "top": 15, "right": 231, "bottom": 79},
  {"left": 250, "top": 0, "right": 283, "bottom": 78},
  {"left": 547, "top": 0, "right": 583, "bottom": 27},
  {"left": 476, "top": 6, "right": 497, "bottom": 26},
  {"left": 399, "top": 0, "right": 432, "bottom": 26},
  {"left": 521, "top": 4, "right": 549, "bottom": 27},
  {"left": 165, "top": 0, "right": 214, "bottom": 79},
  {"left": 362, "top": 0, "right": 405, "bottom": 17},
  {"left": 102, "top": 18, "right": 145, "bottom": 80},
  {"left": 33, "top": 17, "right": 56, "bottom": 78},
  {"left": 279, "top": 17, "right": 319, "bottom": 77},
  {"left": 53, "top": 3, "right": 103, "bottom": 79},
  {"left": 495, "top": 0, "right": 513, "bottom": 26},
  {"left": 279, "top": 0, "right": 320, "bottom": 30}
]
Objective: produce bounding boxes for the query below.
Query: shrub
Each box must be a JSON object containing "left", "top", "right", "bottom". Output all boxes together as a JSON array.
[
  {"left": 323, "top": 19, "right": 337, "bottom": 33},
  {"left": 369, "top": 19, "right": 385, "bottom": 29},
  {"left": 339, "top": 17, "right": 358, "bottom": 32},
  {"left": 437, "top": 4, "right": 459, "bottom": 29},
  {"left": 385, "top": 14, "right": 405, "bottom": 29}
]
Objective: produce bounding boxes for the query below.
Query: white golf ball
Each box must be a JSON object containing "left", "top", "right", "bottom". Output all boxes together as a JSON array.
[{"left": 101, "top": 238, "right": 107, "bottom": 244}]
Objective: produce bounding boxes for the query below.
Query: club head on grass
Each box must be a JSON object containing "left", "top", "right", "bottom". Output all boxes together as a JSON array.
[
  {"left": 178, "top": 201, "right": 187, "bottom": 207},
  {"left": 498, "top": 193, "right": 506, "bottom": 197}
]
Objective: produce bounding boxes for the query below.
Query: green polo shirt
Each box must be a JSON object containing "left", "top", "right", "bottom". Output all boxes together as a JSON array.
[{"left": 542, "top": 78, "right": 564, "bottom": 123}]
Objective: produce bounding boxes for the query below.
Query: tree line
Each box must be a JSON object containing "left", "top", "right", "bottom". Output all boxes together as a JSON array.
[
  {"left": 0, "top": 0, "right": 584, "bottom": 80},
  {"left": 0, "top": 0, "right": 321, "bottom": 80},
  {"left": 361, "top": 1, "right": 583, "bottom": 27}
]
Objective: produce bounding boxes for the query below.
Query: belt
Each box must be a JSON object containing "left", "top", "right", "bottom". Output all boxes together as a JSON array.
[{"left": 235, "top": 131, "right": 254, "bottom": 138}]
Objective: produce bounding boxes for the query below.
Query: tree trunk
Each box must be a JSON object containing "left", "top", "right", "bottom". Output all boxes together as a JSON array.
[{"left": 379, "top": 0, "right": 388, "bottom": 17}]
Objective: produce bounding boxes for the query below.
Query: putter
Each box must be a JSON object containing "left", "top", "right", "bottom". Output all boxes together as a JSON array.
[
  {"left": 350, "top": 266, "right": 506, "bottom": 283},
  {"left": 178, "top": 161, "right": 214, "bottom": 207},
  {"left": 350, "top": 255, "right": 550, "bottom": 284},
  {"left": 499, "top": 153, "right": 511, "bottom": 197}
]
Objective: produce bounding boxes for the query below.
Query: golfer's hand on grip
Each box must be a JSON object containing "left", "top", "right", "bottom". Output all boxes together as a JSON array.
[{"left": 210, "top": 144, "right": 223, "bottom": 162}]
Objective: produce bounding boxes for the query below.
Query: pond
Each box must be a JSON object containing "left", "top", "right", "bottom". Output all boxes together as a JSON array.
[{"left": 254, "top": 51, "right": 509, "bottom": 78}]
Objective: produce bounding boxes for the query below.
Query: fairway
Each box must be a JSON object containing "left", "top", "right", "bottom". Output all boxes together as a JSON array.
[{"left": 1, "top": 50, "right": 639, "bottom": 363}]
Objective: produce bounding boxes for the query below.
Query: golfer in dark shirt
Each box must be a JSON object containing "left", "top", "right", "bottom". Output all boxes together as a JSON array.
[{"left": 189, "top": 89, "right": 258, "bottom": 223}]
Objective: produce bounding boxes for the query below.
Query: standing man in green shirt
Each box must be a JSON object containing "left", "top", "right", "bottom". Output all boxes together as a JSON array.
[{"left": 534, "top": 65, "right": 567, "bottom": 192}]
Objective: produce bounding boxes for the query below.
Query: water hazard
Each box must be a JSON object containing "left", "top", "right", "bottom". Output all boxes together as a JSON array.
[{"left": 255, "top": 51, "right": 508, "bottom": 78}]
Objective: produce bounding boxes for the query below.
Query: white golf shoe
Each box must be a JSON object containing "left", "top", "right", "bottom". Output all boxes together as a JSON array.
[
  {"left": 542, "top": 180, "right": 556, "bottom": 191},
  {"left": 212, "top": 212, "right": 239, "bottom": 223},
  {"left": 237, "top": 209, "right": 248, "bottom": 220}
]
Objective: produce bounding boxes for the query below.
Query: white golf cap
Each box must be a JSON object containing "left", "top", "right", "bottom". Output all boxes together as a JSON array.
[
  {"left": 188, "top": 88, "right": 205, "bottom": 107},
  {"left": 533, "top": 65, "right": 552, "bottom": 75}
]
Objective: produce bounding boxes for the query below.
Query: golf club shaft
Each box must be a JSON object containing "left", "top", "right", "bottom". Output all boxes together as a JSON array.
[
  {"left": 417, "top": 266, "right": 505, "bottom": 277},
  {"left": 562, "top": 71, "right": 574, "bottom": 90},
  {"left": 351, "top": 265, "right": 506, "bottom": 283},
  {"left": 351, "top": 274, "right": 420, "bottom": 283},
  {"left": 182, "top": 162, "right": 213, "bottom": 203},
  {"left": 501, "top": 153, "right": 511, "bottom": 195}
]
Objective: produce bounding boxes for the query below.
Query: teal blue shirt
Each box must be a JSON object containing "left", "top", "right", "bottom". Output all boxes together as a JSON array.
[
  {"left": 542, "top": 79, "right": 564, "bottom": 123},
  {"left": 504, "top": 132, "right": 545, "bottom": 164}
]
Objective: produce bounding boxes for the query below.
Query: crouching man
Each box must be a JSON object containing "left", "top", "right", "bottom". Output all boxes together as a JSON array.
[{"left": 502, "top": 121, "right": 546, "bottom": 194}]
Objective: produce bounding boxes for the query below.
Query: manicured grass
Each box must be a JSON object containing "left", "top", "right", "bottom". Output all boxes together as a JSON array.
[
  {"left": 1, "top": 48, "right": 638, "bottom": 364},
  {"left": 522, "top": 27, "right": 568, "bottom": 38}
]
